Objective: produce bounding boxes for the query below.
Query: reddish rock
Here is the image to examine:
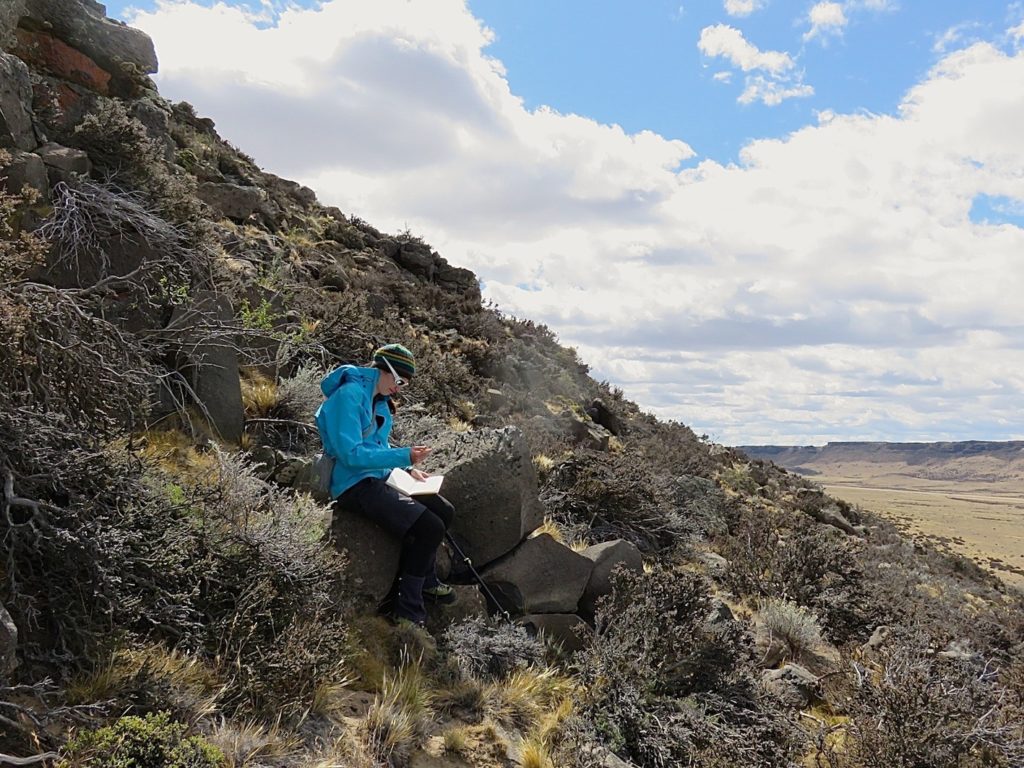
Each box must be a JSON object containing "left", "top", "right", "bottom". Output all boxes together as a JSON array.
[{"left": 14, "top": 27, "right": 111, "bottom": 95}]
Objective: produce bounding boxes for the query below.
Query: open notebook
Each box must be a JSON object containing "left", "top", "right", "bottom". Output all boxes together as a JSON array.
[{"left": 386, "top": 467, "right": 444, "bottom": 496}]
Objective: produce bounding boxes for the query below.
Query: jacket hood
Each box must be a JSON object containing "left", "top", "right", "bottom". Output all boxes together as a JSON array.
[{"left": 320, "top": 365, "right": 378, "bottom": 398}]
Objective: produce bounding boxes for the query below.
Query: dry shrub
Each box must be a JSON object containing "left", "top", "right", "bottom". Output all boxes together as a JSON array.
[
  {"left": 559, "top": 565, "right": 797, "bottom": 768},
  {"left": 818, "top": 630, "right": 1024, "bottom": 767},
  {"left": 441, "top": 618, "right": 546, "bottom": 682},
  {"left": 541, "top": 450, "right": 687, "bottom": 551},
  {"left": 0, "top": 409, "right": 208, "bottom": 674},
  {"left": 717, "top": 506, "right": 872, "bottom": 643}
]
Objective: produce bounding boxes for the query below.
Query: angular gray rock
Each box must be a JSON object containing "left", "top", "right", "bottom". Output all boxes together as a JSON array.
[
  {"left": 578, "top": 539, "right": 643, "bottom": 618},
  {"left": 706, "top": 597, "right": 735, "bottom": 628},
  {"left": 36, "top": 142, "right": 90, "bottom": 184},
  {"left": 0, "top": 603, "right": 17, "bottom": 679},
  {"left": 331, "top": 505, "right": 401, "bottom": 603},
  {"left": 521, "top": 613, "right": 591, "bottom": 653},
  {"left": 480, "top": 534, "right": 593, "bottom": 615},
  {"left": 0, "top": 0, "right": 28, "bottom": 50},
  {"left": 198, "top": 181, "right": 268, "bottom": 221},
  {"left": 1, "top": 149, "right": 48, "bottom": 196},
  {"left": 862, "top": 624, "right": 890, "bottom": 651},
  {"left": 23, "top": 0, "right": 158, "bottom": 76},
  {"left": 754, "top": 618, "right": 789, "bottom": 669},
  {"left": 762, "top": 663, "right": 820, "bottom": 709},
  {"left": 694, "top": 550, "right": 730, "bottom": 578},
  {"left": 0, "top": 52, "right": 37, "bottom": 151},
  {"left": 167, "top": 291, "right": 245, "bottom": 442},
  {"left": 428, "top": 427, "right": 544, "bottom": 567}
]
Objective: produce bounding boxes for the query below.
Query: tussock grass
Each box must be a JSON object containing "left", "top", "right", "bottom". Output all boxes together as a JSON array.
[
  {"left": 358, "top": 663, "right": 433, "bottom": 766},
  {"left": 529, "top": 516, "right": 565, "bottom": 543},
  {"left": 485, "top": 668, "right": 573, "bottom": 732},
  {"left": 67, "top": 644, "right": 224, "bottom": 720},
  {"left": 138, "top": 426, "right": 220, "bottom": 478},
  {"left": 241, "top": 371, "right": 280, "bottom": 418},
  {"left": 521, "top": 737, "right": 554, "bottom": 768},
  {"left": 442, "top": 726, "right": 469, "bottom": 755},
  {"left": 205, "top": 718, "right": 301, "bottom": 767}
]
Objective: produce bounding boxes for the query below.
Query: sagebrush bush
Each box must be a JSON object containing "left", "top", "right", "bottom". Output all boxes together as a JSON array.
[
  {"left": 758, "top": 598, "right": 823, "bottom": 661},
  {"left": 71, "top": 98, "right": 202, "bottom": 226},
  {"left": 197, "top": 449, "right": 349, "bottom": 718},
  {"left": 441, "top": 618, "right": 546, "bottom": 682},
  {"left": 58, "top": 711, "right": 223, "bottom": 768}
]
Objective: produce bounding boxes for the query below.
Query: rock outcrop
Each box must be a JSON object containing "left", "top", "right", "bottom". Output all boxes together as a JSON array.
[
  {"left": 0, "top": 52, "right": 37, "bottom": 150},
  {"left": 480, "top": 534, "right": 593, "bottom": 614},
  {"left": 429, "top": 427, "right": 544, "bottom": 567},
  {"left": 578, "top": 539, "right": 643, "bottom": 618}
]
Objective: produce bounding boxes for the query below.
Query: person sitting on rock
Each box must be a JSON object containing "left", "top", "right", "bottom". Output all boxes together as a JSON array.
[{"left": 315, "top": 343, "right": 457, "bottom": 626}]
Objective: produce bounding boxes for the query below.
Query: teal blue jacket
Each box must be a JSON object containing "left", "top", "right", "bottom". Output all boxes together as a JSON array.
[{"left": 315, "top": 365, "right": 412, "bottom": 498}]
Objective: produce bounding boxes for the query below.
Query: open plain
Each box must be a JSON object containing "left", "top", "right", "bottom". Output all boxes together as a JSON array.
[{"left": 743, "top": 442, "right": 1024, "bottom": 590}]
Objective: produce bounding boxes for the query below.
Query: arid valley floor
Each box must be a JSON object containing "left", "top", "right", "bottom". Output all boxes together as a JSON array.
[{"left": 743, "top": 443, "right": 1024, "bottom": 591}]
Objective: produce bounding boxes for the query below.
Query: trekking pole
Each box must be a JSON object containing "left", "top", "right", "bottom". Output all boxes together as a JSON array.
[{"left": 445, "top": 532, "right": 513, "bottom": 623}]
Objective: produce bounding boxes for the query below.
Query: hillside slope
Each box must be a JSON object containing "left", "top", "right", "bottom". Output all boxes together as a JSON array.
[{"left": 1, "top": 3, "right": 1023, "bottom": 767}]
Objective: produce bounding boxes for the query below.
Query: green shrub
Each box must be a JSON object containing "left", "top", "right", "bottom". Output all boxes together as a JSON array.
[{"left": 59, "top": 711, "right": 224, "bottom": 768}]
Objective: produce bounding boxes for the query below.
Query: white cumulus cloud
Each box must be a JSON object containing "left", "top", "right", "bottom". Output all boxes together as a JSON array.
[
  {"left": 130, "top": 1, "right": 1024, "bottom": 443},
  {"left": 723, "top": 0, "right": 766, "bottom": 18},
  {"left": 804, "top": 1, "right": 848, "bottom": 42},
  {"left": 698, "top": 24, "right": 793, "bottom": 73},
  {"left": 698, "top": 24, "right": 811, "bottom": 105}
]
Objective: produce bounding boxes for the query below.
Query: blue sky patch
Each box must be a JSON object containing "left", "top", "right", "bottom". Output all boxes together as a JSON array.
[{"left": 970, "top": 194, "right": 1024, "bottom": 227}]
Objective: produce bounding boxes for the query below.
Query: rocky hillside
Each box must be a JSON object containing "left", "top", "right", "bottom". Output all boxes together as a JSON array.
[{"left": 2, "top": 3, "right": 1023, "bottom": 767}]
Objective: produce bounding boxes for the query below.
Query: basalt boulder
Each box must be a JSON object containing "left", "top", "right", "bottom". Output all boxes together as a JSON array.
[
  {"left": 165, "top": 291, "right": 245, "bottom": 442},
  {"left": 427, "top": 426, "right": 544, "bottom": 568},
  {"left": 480, "top": 534, "right": 593, "bottom": 615},
  {"left": 578, "top": 539, "right": 643, "bottom": 618},
  {"left": 330, "top": 505, "right": 402, "bottom": 604}
]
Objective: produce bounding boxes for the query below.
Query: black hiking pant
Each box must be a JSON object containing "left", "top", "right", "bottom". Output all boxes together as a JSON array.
[{"left": 334, "top": 477, "right": 455, "bottom": 578}]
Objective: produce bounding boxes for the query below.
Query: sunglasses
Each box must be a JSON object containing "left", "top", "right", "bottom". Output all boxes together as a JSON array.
[{"left": 381, "top": 357, "right": 408, "bottom": 388}]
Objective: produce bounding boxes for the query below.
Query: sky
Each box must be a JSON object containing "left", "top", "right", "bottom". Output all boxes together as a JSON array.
[{"left": 105, "top": 0, "right": 1024, "bottom": 445}]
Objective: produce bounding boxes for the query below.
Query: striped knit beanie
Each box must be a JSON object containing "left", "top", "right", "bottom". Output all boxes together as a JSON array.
[{"left": 372, "top": 343, "right": 416, "bottom": 379}]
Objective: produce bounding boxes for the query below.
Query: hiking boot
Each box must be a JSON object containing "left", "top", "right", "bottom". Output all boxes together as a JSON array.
[
  {"left": 423, "top": 582, "right": 457, "bottom": 605},
  {"left": 392, "top": 574, "right": 427, "bottom": 626}
]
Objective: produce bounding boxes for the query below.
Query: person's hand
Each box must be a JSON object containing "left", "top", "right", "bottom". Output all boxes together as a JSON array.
[
  {"left": 410, "top": 445, "right": 432, "bottom": 465},
  {"left": 410, "top": 468, "right": 431, "bottom": 481}
]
